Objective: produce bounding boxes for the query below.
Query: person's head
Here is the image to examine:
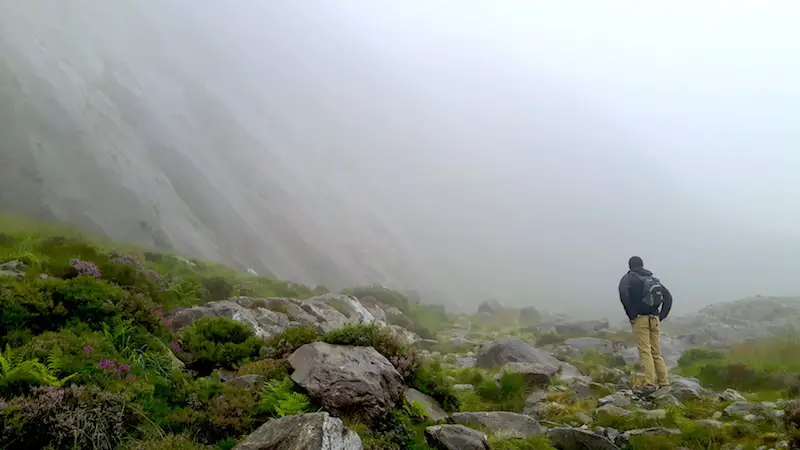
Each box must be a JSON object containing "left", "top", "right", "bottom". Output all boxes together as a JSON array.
[{"left": 628, "top": 256, "right": 644, "bottom": 270}]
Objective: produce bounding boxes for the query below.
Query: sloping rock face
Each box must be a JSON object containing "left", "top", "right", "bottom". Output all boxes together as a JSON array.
[
  {"left": 424, "top": 424, "right": 490, "bottom": 450},
  {"left": 450, "top": 411, "right": 544, "bottom": 439},
  {"left": 288, "top": 342, "right": 405, "bottom": 420},
  {"left": 405, "top": 388, "right": 448, "bottom": 422},
  {"left": 666, "top": 296, "right": 800, "bottom": 347},
  {"left": 233, "top": 412, "right": 362, "bottom": 450},
  {"left": 476, "top": 338, "right": 582, "bottom": 379},
  {"left": 547, "top": 427, "right": 620, "bottom": 450},
  {"left": 166, "top": 294, "right": 389, "bottom": 339}
]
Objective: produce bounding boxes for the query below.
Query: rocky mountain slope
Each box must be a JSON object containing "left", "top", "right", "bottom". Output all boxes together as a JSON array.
[
  {"left": 0, "top": 215, "right": 798, "bottom": 449},
  {"left": 6, "top": 2, "right": 800, "bottom": 314}
]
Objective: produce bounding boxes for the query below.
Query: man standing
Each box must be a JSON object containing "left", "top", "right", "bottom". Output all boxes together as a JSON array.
[{"left": 619, "top": 256, "right": 673, "bottom": 395}]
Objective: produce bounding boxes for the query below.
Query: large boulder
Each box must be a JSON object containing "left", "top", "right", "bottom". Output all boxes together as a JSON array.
[
  {"left": 166, "top": 300, "right": 277, "bottom": 337},
  {"left": 476, "top": 338, "right": 582, "bottom": 379},
  {"left": 233, "top": 412, "right": 362, "bottom": 450},
  {"left": 305, "top": 293, "right": 380, "bottom": 325},
  {"left": 477, "top": 299, "right": 503, "bottom": 314},
  {"left": 450, "top": 411, "right": 544, "bottom": 439},
  {"left": 288, "top": 342, "right": 405, "bottom": 420},
  {"left": 519, "top": 306, "right": 541, "bottom": 324},
  {"left": 424, "top": 424, "right": 490, "bottom": 450},
  {"left": 405, "top": 388, "right": 447, "bottom": 422},
  {"left": 547, "top": 427, "right": 620, "bottom": 450}
]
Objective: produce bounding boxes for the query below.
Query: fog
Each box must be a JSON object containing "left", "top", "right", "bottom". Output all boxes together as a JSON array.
[{"left": 1, "top": 1, "right": 799, "bottom": 317}]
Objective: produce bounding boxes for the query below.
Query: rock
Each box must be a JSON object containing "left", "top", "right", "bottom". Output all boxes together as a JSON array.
[
  {"left": 452, "top": 384, "right": 474, "bottom": 392},
  {"left": 641, "top": 409, "right": 667, "bottom": 420},
  {"left": 288, "top": 342, "right": 405, "bottom": 420},
  {"left": 405, "top": 388, "right": 447, "bottom": 422},
  {"left": 475, "top": 338, "right": 582, "bottom": 379},
  {"left": 455, "top": 356, "right": 477, "bottom": 368},
  {"left": 564, "top": 337, "right": 615, "bottom": 354},
  {"left": 233, "top": 412, "right": 362, "bottom": 450},
  {"left": 614, "top": 427, "right": 680, "bottom": 447},
  {"left": 555, "top": 319, "right": 609, "bottom": 336},
  {"left": 305, "top": 293, "right": 379, "bottom": 325},
  {"left": 477, "top": 300, "right": 503, "bottom": 314},
  {"left": 494, "top": 362, "right": 557, "bottom": 385},
  {"left": 522, "top": 391, "right": 549, "bottom": 414},
  {"left": 595, "top": 404, "right": 632, "bottom": 417},
  {"left": 783, "top": 400, "right": 800, "bottom": 448},
  {"left": 166, "top": 300, "right": 276, "bottom": 337},
  {"left": 299, "top": 301, "right": 349, "bottom": 333},
  {"left": 0, "top": 260, "right": 26, "bottom": 279},
  {"left": 424, "top": 424, "right": 490, "bottom": 450},
  {"left": 598, "top": 393, "right": 632, "bottom": 408},
  {"left": 547, "top": 427, "right": 620, "bottom": 450},
  {"left": 696, "top": 419, "right": 725, "bottom": 428},
  {"left": 520, "top": 305, "right": 541, "bottom": 324},
  {"left": 366, "top": 304, "right": 388, "bottom": 323},
  {"left": 390, "top": 325, "right": 421, "bottom": 345},
  {"left": 724, "top": 401, "right": 763, "bottom": 418},
  {"left": 652, "top": 393, "right": 684, "bottom": 409},
  {"left": 720, "top": 388, "right": 747, "bottom": 402},
  {"left": 450, "top": 411, "right": 544, "bottom": 439}
]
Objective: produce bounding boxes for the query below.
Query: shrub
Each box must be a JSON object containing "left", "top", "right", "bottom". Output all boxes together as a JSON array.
[
  {"left": 264, "top": 325, "right": 320, "bottom": 359},
  {"left": 474, "top": 372, "right": 529, "bottom": 412},
  {"left": 122, "top": 434, "right": 215, "bottom": 450},
  {"left": 41, "top": 276, "right": 125, "bottom": 327},
  {"left": 323, "top": 324, "right": 419, "bottom": 378},
  {"left": 535, "top": 332, "right": 565, "bottom": 346},
  {"left": 175, "top": 382, "right": 259, "bottom": 444},
  {"left": 408, "top": 362, "right": 460, "bottom": 412},
  {"left": 236, "top": 358, "right": 290, "bottom": 380},
  {"left": 198, "top": 276, "right": 233, "bottom": 302},
  {"left": 678, "top": 347, "right": 725, "bottom": 367},
  {"left": 181, "top": 317, "right": 263, "bottom": 373},
  {"left": 0, "top": 385, "right": 136, "bottom": 450}
]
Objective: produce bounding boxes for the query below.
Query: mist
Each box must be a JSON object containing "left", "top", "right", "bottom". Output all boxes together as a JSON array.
[{"left": 1, "top": 1, "right": 799, "bottom": 318}]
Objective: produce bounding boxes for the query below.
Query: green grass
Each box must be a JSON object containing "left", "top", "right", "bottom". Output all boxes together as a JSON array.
[{"left": 677, "top": 333, "right": 800, "bottom": 400}]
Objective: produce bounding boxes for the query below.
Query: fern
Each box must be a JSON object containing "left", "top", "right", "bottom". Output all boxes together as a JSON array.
[
  {"left": 274, "top": 392, "right": 311, "bottom": 417},
  {"left": 258, "top": 376, "right": 312, "bottom": 417},
  {"left": 0, "top": 345, "right": 77, "bottom": 389}
]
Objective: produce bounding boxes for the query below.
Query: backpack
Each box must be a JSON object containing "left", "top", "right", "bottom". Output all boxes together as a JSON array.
[{"left": 631, "top": 272, "right": 666, "bottom": 308}]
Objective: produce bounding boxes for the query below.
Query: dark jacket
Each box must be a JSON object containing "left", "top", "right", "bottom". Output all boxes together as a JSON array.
[{"left": 618, "top": 268, "right": 673, "bottom": 321}]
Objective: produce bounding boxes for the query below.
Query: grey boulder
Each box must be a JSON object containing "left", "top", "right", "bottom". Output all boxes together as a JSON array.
[
  {"left": 288, "top": 342, "right": 405, "bottom": 420},
  {"left": 233, "top": 412, "right": 362, "bottom": 450}
]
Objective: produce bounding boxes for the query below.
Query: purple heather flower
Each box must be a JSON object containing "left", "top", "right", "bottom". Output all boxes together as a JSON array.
[
  {"left": 169, "top": 340, "right": 182, "bottom": 353},
  {"left": 69, "top": 259, "right": 102, "bottom": 279},
  {"left": 83, "top": 346, "right": 93, "bottom": 354},
  {"left": 98, "top": 360, "right": 116, "bottom": 370}
]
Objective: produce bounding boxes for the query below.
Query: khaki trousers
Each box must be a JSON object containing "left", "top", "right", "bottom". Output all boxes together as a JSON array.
[{"left": 631, "top": 315, "right": 669, "bottom": 387}]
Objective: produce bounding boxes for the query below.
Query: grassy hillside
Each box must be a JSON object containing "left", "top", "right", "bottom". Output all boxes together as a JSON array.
[{"left": 0, "top": 213, "right": 796, "bottom": 449}]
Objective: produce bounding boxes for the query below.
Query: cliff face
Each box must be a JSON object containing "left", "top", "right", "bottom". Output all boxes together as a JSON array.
[{"left": 3, "top": 2, "right": 798, "bottom": 314}]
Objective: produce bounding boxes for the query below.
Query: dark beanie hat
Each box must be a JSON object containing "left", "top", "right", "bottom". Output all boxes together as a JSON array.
[{"left": 628, "top": 256, "right": 643, "bottom": 269}]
